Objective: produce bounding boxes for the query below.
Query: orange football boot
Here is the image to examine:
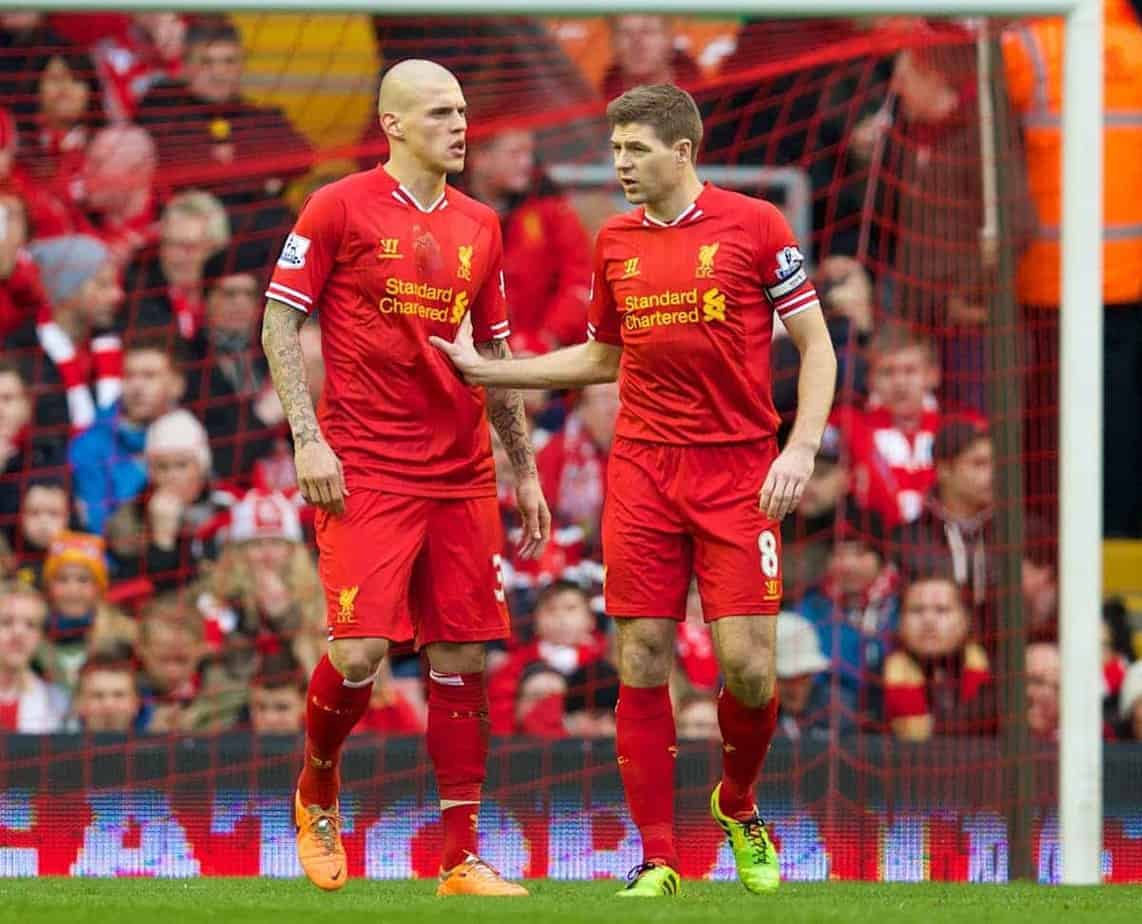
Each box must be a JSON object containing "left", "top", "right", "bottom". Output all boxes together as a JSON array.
[
  {"left": 294, "top": 791, "right": 348, "bottom": 891},
  {"left": 436, "top": 853, "right": 529, "bottom": 896}
]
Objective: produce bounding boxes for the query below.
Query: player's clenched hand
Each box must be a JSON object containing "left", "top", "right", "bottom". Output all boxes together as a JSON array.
[
  {"left": 515, "top": 474, "right": 552, "bottom": 559},
  {"left": 759, "top": 442, "right": 815, "bottom": 520},
  {"left": 295, "top": 439, "right": 348, "bottom": 515},
  {"left": 428, "top": 314, "right": 484, "bottom": 383}
]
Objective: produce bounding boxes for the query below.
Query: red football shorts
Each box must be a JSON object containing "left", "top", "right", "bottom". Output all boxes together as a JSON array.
[
  {"left": 602, "top": 437, "right": 783, "bottom": 621},
  {"left": 315, "top": 489, "right": 509, "bottom": 648}
]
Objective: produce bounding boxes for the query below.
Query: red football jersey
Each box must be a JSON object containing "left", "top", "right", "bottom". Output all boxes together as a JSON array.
[
  {"left": 831, "top": 400, "right": 944, "bottom": 528},
  {"left": 266, "top": 166, "right": 510, "bottom": 497},
  {"left": 586, "top": 183, "right": 819, "bottom": 445}
]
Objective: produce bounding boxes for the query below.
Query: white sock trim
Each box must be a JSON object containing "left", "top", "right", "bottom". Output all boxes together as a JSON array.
[
  {"left": 439, "top": 799, "right": 480, "bottom": 810},
  {"left": 341, "top": 670, "right": 379, "bottom": 689}
]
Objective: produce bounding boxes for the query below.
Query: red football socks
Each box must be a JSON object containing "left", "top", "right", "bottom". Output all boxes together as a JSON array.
[
  {"left": 717, "top": 688, "right": 779, "bottom": 820},
  {"left": 426, "top": 670, "right": 489, "bottom": 870},
  {"left": 615, "top": 683, "right": 679, "bottom": 869},
  {"left": 297, "top": 655, "right": 374, "bottom": 809}
]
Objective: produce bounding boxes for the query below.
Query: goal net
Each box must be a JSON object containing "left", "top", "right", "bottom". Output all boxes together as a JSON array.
[{"left": 0, "top": 8, "right": 1135, "bottom": 882}]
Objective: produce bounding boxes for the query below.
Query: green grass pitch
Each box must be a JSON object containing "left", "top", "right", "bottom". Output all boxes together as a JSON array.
[{"left": 1, "top": 879, "right": 1140, "bottom": 924}]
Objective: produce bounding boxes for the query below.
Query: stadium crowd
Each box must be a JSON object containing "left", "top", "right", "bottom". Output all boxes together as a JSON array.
[{"left": 0, "top": 8, "right": 1140, "bottom": 743}]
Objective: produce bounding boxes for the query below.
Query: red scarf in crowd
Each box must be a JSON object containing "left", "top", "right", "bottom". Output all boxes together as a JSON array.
[{"left": 35, "top": 305, "right": 122, "bottom": 432}]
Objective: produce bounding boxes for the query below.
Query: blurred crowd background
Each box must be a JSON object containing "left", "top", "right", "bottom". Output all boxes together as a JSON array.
[{"left": 1, "top": 6, "right": 1141, "bottom": 744}]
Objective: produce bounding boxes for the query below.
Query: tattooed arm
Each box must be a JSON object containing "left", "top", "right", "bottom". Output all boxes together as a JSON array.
[
  {"left": 476, "top": 338, "right": 550, "bottom": 557},
  {"left": 261, "top": 299, "right": 346, "bottom": 513}
]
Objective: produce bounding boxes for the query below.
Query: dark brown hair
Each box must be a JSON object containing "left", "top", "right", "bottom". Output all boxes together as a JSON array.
[{"left": 606, "top": 83, "right": 703, "bottom": 162}]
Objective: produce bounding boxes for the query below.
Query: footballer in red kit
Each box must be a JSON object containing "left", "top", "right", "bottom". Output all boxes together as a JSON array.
[
  {"left": 587, "top": 183, "right": 817, "bottom": 622},
  {"left": 433, "top": 84, "right": 837, "bottom": 897},
  {"left": 267, "top": 167, "right": 514, "bottom": 647},
  {"left": 262, "top": 59, "right": 548, "bottom": 897}
]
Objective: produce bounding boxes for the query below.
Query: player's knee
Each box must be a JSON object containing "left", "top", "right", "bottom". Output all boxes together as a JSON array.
[
  {"left": 618, "top": 640, "right": 672, "bottom": 687},
  {"left": 425, "top": 642, "right": 486, "bottom": 675},
  {"left": 722, "top": 654, "right": 775, "bottom": 708},
  {"left": 328, "top": 638, "right": 387, "bottom": 683}
]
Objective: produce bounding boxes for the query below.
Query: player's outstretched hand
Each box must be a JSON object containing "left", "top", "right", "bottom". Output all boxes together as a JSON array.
[
  {"left": 515, "top": 474, "right": 552, "bottom": 559},
  {"left": 759, "top": 441, "right": 815, "bottom": 520},
  {"left": 429, "top": 314, "right": 484, "bottom": 383},
  {"left": 295, "top": 438, "right": 349, "bottom": 516}
]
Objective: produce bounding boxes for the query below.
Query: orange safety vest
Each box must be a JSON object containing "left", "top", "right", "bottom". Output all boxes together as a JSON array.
[{"left": 1002, "top": 1, "right": 1142, "bottom": 307}]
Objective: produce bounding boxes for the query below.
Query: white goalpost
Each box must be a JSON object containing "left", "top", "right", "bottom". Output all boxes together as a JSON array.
[{"left": 28, "top": 0, "right": 1105, "bottom": 886}]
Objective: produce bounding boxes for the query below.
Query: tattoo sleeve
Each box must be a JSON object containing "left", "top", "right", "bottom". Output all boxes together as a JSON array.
[
  {"left": 477, "top": 339, "right": 537, "bottom": 479},
  {"left": 261, "top": 300, "right": 322, "bottom": 448}
]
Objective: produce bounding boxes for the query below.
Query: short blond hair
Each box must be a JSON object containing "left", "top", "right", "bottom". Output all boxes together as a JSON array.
[
  {"left": 0, "top": 581, "right": 47, "bottom": 624},
  {"left": 162, "top": 190, "right": 231, "bottom": 254}
]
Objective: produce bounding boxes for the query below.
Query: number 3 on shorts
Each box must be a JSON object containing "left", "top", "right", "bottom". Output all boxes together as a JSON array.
[
  {"left": 758, "top": 530, "right": 779, "bottom": 578},
  {"left": 492, "top": 553, "right": 507, "bottom": 603}
]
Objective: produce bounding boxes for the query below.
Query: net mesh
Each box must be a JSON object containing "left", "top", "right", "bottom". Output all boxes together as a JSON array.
[{"left": 0, "top": 10, "right": 1139, "bottom": 882}]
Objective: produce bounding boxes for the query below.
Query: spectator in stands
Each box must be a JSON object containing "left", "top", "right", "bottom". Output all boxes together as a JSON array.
[
  {"left": 894, "top": 419, "right": 993, "bottom": 608},
  {"left": 71, "top": 653, "right": 139, "bottom": 732},
  {"left": 1004, "top": 0, "right": 1142, "bottom": 537},
  {"left": 879, "top": 32, "right": 1033, "bottom": 413},
  {"left": 248, "top": 650, "right": 305, "bottom": 735},
  {"left": 674, "top": 581, "right": 719, "bottom": 695},
  {"left": 197, "top": 488, "right": 320, "bottom": 685},
  {"left": 1025, "top": 640, "right": 1060, "bottom": 741},
  {"left": 772, "top": 255, "right": 871, "bottom": 418},
  {"left": 781, "top": 423, "right": 849, "bottom": 591},
  {"left": 775, "top": 611, "right": 831, "bottom": 740},
  {"left": 135, "top": 16, "right": 312, "bottom": 210},
  {"left": 0, "top": 191, "right": 52, "bottom": 340},
  {"left": 10, "top": 235, "right": 123, "bottom": 444},
  {"left": 602, "top": 16, "right": 700, "bottom": 99},
  {"left": 79, "top": 125, "right": 159, "bottom": 265},
  {"left": 833, "top": 326, "right": 963, "bottom": 528},
  {"left": 0, "top": 15, "right": 73, "bottom": 120},
  {"left": 9, "top": 478, "right": 70, "bottom": 585},
  {"left": 246, "top": 319, "right": 323, "bottom": 493},
  {"left": 513, "top": 663, "right": 568, "bottom": 739},
  {"left": 91, "top": 13, "right": 186, "bottom": 124},
  {"left": 488, "top": 580, "right": 606, "bottom": 734},
  {"left": 676, "top": 692, "right": 720, "bottom": 740},
  {"left": 136, "top": 592, "right": 203, "bottom": 733},
  {"left": 1103, "top": 614, "right": 1131, "bottom": 734},
  {"left": 1119, "top": 661, "right": 1142, "bottom": 741},
  {"left": 70, "top": 335, "right": 186, "bottom": 536},
  {"left": 189, "top": 245, "right": 278, "bottom": 480},
  {"left": 358, "top": 660, "right": 425, "bottom": 735},
  {"left": 105, "top": 408, "right": 231, "bottom": 589},
  {"left": 505, "top": 333, "right": 564, "bottom": 435},
  {"left": 464, "top": 127, "right": 592, "bottom": 347},
  {"left": 884, "top": 574, "right": 995, "bottom": 741},
  {"left": 1022, "top": 515, "right": 1059, "bottom": 642},
  {"left": 126, "top": 190, "right": 229, "bottom": 340},
  {"left": 0, "top": 581, "right": 68, "bottom": 732},
  {"left": 40, "top": 530, "right": 136, "bottom": 689},
  {"left": 564, "top": 659, "right": 620, "bottom": 737},
  {"left": 0, "top": 117, "right": 72, "bottom": 247},
  {"left": 12, "top": 46, "right": 104, "bottom": 241},
  {"left": 0, "top": 363, "right": 65, "bottom": 545},
  {"left": 536, "top": 381, "right": 617, "bottom": 550},
  {"left": 799, "top": 503, "right": 900, "bottom": 725}
]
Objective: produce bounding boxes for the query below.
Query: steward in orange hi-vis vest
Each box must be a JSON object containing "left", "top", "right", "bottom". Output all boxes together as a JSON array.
[{"left": 1002, "top": 0, "right": 1142, "bottom": 308}]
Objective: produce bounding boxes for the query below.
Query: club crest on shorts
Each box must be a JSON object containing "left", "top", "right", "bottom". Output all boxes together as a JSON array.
[{"left": 337, "top": 586, "right": 359, "bottom": 623}]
